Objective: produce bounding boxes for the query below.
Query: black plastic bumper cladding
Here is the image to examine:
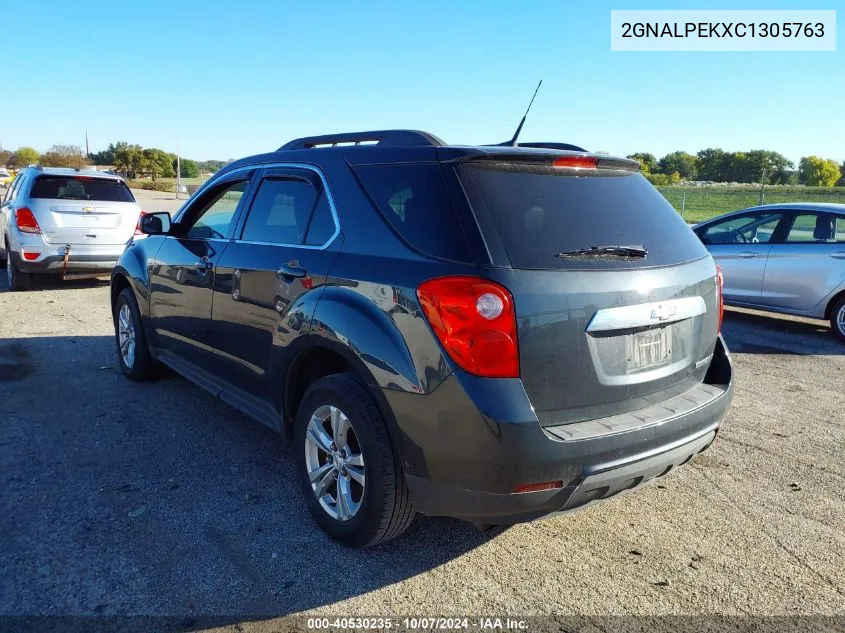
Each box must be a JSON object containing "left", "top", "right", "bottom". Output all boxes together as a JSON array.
[
  {"left": 385, "top": 335, "right": 733, "bottom": 524},
  {"left": 405, "top": 428, "right": 716, "bottom": 525}
]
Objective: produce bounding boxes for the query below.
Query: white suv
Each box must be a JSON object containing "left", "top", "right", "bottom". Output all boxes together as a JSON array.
[{"left": 0, "top": 167, "right": 142, "bottom": 290}]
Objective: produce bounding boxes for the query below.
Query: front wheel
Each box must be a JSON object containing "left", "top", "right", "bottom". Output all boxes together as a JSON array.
[
  {"left": 114, "top": 288, "right": 156, "bottom": 380},
  {"left": 830, "top": 295, "right": 845, "bottom": 344},
  {"left": 294, "top": 373, "right": 415, "bottom": 547}
]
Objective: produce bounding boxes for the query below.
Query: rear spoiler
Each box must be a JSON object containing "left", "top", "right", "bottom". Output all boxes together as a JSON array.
[{"left": 458, "top": 153, "right": 642, "bottom": 172}]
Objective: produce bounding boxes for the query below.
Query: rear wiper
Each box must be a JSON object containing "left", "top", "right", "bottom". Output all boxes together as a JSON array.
[{"left": 556, "top": 245, "right": 648, "bottom": 259}]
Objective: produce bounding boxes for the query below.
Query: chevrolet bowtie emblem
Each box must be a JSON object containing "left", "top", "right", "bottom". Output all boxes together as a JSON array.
[
  {"left": 83, "top": 207, "right": 95, "bottom": 213},
  {"left": 651, "top": 304, "right": 677, "bottom": 321}
]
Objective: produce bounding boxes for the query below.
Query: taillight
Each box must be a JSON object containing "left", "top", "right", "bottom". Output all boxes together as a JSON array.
[
  {"left": 15, "top": 207, "right": 41, "bottom": 234},
  {"left": 552, "top": 156, "right": 598, "bottom": 169},
  {"left": 715, "top": 265, "right": 724, "bottom": 333},
  {"left": 134, "top": 211, "right": 147, "bottom": 235},
  {"left": 417, "top": 276, "right": 519, "bottom": 378}
]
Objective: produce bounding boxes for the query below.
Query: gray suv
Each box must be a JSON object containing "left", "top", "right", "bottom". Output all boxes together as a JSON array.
[
  {"left": 1, "top": 167, "right": 142, "bottom": 290},
  {"left": 112, "top": 130, "right": 734, "bottom": 547}
]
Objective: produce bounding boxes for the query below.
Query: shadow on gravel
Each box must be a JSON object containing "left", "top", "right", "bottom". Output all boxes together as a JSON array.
[
  {"left": 721, "top": 308, "right": 842, "bottom": 356},
  {"left": 0, "top": 270, "right": 109, "bottom": 294},
  {"left": 0, "top": 335, "right": 499, "bottom": 624}
]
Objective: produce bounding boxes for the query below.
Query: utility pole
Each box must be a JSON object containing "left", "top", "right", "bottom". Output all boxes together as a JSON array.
[
  {"left": 759, "top": 167, "right": 767, "bottom": 206},
  {"left": 85, "top": 131, "right": 90, "bottom": 160}
]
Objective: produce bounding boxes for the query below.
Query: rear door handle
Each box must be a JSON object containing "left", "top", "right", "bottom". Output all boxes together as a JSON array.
[
  {"left": 194, "top": 258, "right": 213, "bottom": 272},
  {"left": 276, "top": 263, "right": 306, "bottom": 280},
  {"left": 737, "top": 251, "right": 759, "bottom": 258},
  {"left": 830, "top": 252, "right": 845, "bottom": 260}
]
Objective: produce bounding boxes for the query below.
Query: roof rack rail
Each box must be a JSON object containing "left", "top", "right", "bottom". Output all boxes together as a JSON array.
[
  {"left": 278, "top": 130, "right": 444, "bottom": 151},
  {"left": 503, "top": 142, "right": 588, "bottom": 152}
]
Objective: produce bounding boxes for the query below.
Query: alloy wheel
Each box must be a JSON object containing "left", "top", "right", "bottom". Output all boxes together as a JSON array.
[
  {"left": 837, "top": 303, "right": 845, "bottom": 337},
  {"left": 118, "top": 304, "right": 136, "bottom": 369},
  {"left": 304, "top": 404, "right": 366, "bottom": 521}
]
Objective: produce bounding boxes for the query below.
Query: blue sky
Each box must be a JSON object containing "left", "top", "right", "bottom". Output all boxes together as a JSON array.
[{"left": 3, "top": 0, "right": 841, "bottom": 165}]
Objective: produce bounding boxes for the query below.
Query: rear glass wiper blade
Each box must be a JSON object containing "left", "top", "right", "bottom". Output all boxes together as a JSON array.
[{"left": 556, "top": 244, "right": 648, "bottom": 258}]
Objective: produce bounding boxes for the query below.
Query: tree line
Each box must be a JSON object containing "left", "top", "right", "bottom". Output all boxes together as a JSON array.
[
  {"left": 4, "top": 142, "right": 842, "bottom": 187},
  {"left": 0, "top": 143, "right": 231, "bottom": 181},
  {"left": 627, "top": 149, "right": 844, "bottom": 187}
]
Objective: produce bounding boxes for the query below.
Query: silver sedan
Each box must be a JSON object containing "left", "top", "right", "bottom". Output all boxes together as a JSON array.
[{"left": 693, "top": 203, "right": 845, "bottom": 342}]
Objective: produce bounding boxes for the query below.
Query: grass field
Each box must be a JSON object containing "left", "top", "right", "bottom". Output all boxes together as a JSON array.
[{"left": 657, "top": 185, "right": 845, "bottom": 223}]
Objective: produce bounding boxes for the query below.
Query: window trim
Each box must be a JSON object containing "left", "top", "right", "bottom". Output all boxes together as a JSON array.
[{"left": 189, "top": 163, "right": 341, "bottom": 251}]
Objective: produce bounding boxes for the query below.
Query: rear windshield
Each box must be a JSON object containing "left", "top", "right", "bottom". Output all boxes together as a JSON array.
[
  {"left": 354, "top": 163, "right": 472, "bottom": 262},
  {"left": 30, "top": 176, "right": 135, "bottom": 203},
  {"left": 458, "top": 162, "right": 708, "bottom": 270}
]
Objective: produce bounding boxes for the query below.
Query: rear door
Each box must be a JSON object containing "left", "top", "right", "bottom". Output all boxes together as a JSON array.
[
  {"left": 26, "top": 175, "right": 140, "bottom": 246},
  {"left": 210, "top": 167, "right": 341, "bottom": 408},
  {"left": 457, "top": 157, "right": 721, "bottom": 427},
  {"left": 150, "top": 174, "right": 255, "bottom": 370},
  {"left": 761, "top": 211, "right": 845, "bottom": 310},
  {"left": 695, "top": 211, "right": 787, "bottom": 304}
]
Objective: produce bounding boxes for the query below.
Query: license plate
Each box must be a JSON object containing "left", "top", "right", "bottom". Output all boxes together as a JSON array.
[{"left": 625, "top": 327, "right": 671, "bottom": 373}]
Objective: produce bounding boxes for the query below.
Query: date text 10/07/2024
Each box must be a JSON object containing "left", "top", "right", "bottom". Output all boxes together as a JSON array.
[{"left": 306, "top": 617, "right": 530, "bottom": 630}]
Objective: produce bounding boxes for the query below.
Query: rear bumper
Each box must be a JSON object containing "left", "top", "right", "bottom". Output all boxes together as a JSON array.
[
  {"left": 11, "top": 248, "right": 123, "bottom": 274},
  {"left": 386, "top": 336, "right": 733, "bottom": 525}
]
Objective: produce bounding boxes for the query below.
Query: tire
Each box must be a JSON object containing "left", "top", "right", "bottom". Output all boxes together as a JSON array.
[
  {"left": 294, "top": 372, "right": 415, "bottom": 548},
  {"left": 113, "top": 287, "right": 156, "bottom": 380},
  {"left": 829, "top": 295, "right": 845, "bottom": 344},
  {"left": 6, "top": 253, "right": 33, "bottom": 291}
]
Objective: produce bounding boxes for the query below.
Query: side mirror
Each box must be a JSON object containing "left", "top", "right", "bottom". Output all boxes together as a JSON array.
[{"left": 139, "top": 212, "right": 172, "bottom": 235}]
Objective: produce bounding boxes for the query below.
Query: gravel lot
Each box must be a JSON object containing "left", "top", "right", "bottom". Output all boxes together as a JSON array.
[
  {"left": 0, "top": 256, "right": 843, "bottom": 627},
  {"left": 131, "top": 188, "right": 187, "bottom": 214}
]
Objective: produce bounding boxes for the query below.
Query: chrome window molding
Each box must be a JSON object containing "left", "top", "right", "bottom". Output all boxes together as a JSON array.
[{"left": 176, "top": 162, "right": 341, "bottom": 251}]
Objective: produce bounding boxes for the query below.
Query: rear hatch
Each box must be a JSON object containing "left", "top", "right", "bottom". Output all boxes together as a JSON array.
[
  {"left": 456, "top": 154, "right": 720, "bottom": 427},
  {"left": 27, "top": 175, "right": 140, "bottom": 246}
]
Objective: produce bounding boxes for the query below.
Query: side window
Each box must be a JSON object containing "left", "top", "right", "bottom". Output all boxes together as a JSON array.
[
  {"left": 186, "top": 180, "right": 248, "bottom": 239},
  {"left": 304, "top": 192, "right": 336, "bottom": 246},
  {"left": 241, "top": 178, "right": 318, "bottom": 245},
  {"left": 835, "top": 217, "right": 845, "bottom": 243},
  {"left": 5, "top": 175, "right": 23, "bottom": 203},
  {"left": 354, "top": 163, "right": 472, "bottom": 262},
  {"left": 700, "top": 213, "right": 782, "bottom": 245},
  {"left": 785, "top": 213, "right": 834, "bottom": 243}
]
